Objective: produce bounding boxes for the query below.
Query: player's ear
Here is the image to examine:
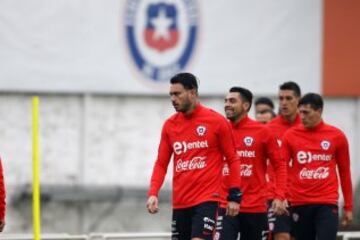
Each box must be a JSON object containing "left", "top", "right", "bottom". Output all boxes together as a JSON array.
[
  {"left": 244, "top": 102, "right": 251, "bottom": 112},
  {"left": 190, "top": 88, "right": 198, "bottom": 97}
]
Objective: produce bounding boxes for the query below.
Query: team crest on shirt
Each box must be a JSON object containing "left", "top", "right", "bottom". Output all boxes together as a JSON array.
[
  {"left": 243, "top": 136, "right": 254, "bottom": 147},
  {"left": 320, "top": 140, "right": 331, "bottom": 150},
  {"left": 196, "top": 125, "right": 207, "bottom": 136}
]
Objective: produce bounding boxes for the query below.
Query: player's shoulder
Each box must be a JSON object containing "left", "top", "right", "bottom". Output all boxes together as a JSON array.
[
  {"left": 164, "top": 112, "right": 182, "bottom": 126},
  {"left": 323, "top": 122, "right": 347, "bottom": 137},
  {"left": 246, "top": 117, "right": 266, "bottom": 129},
  {"left": 282, "top": 124, "right": 302, "bottom": 138},
  {"left": 267, "top": 115, "right": 283, "bottom": 128},
  {"left": 202, "top": 105, "right": 223, "bottom": 117},
  {"left": 166, "top": 112, "right": 179, "bottom": 121},
  {"left": 199, "top": 106, "right": 228, "bottom": 123}
]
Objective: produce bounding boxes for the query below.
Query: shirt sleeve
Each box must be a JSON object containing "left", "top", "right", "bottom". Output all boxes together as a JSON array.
[
  {"left": 0, "top": 158, "right": 5, "bottom": 221},
  {"left": 280, "top": 132, "right": 292, "bottom": 196},
  {"left": 336, "top": 132, "right": 353, "bottom": 211},
  {"left": 265, "top": 128, "right": 287, "bottom": 200},
  {"left": 148, "top": 122, "right": 173, "bottom": 197},
  {"left": 218, "top": 119, "right": 241, "bottom": 189}
]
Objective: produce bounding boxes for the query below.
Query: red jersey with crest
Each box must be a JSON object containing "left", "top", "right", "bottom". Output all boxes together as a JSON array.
[
  {"left": 282, "top": 121, "right": 352, "bottom": 211},
  {"left": 220, "top": 116, "right": 286, "bottom": 212},
  {"left": 0, "top": 158, "right": 5, "bottom": 221},
  {"left": 148, "top": 104, "right": 241, "bottom": 209},
  {"left": 266, "top": 114, "right": 301, "bottom": 199}
]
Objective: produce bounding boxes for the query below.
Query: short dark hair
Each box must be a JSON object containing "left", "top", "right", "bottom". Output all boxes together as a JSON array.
[
  {"left": 255, "top": 97, "right": 274, "bottom": 109},
  {"left": 229, "top": 87, "right": 253, "bottom": 110},
  {"left": 279, "top": 81, "right": 301, "bottom": 97},
  {"left": 170, "top": 72, "right": 198, "bottom": 92},
  {"left": 298, "top": 93, "right": 324, "bottom": 110}
]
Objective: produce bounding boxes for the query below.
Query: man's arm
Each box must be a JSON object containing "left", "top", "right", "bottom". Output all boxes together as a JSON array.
[
  {"left": 218, "top": 120, "right": 241, "bottom": 189},
  {"left": 265, "top": 128, "right": 286, "bottom": 201},
  {"left": 0, "top": 158, "right": 5, "bottom": 231},
  {"left": 147, "top": 123, "right": 172, "bottom": 214},
  {"left": 336, "top": 133, "right": 353, "bottom": 225},
  {"left": 218, "top": 120, "right": 241, "bottom": 216}
]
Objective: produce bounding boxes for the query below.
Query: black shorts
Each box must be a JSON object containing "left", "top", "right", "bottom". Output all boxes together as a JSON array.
[
  {"left": 216, "top": 208, "right": 269, "bottom": 240},
  {"left": 171, "top": 201, "right": 218, "bottom": 240},
  {"left": 267, "top": 200, "right": 276, "bottom": 232},
  {"left": 269, "top": 200, "right": 292, "bottom": 235},
  {"left": 291, "top": 204, "right": 338, "bottom": 240}
]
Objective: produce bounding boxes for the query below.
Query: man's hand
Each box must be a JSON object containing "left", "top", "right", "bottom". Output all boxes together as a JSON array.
[
  {"left": 341, "top": 210, "right": 353, "bottom": 227},
  {"left": 0, "top": 220, "right": 5, "bottom": 232},
  {"left": 272, "top": 198, "right": 288, "bottom": 216},
  {"left": 226, "top": 201, "right": 240, "bottom": 217},
  {"left": 146, "top": 195, "right": 159, "bottom": 214}
]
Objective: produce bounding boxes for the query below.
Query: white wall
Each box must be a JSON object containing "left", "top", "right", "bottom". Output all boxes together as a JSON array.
[{"left": 0, "top": 93, "right": 359, "bottom": 233}]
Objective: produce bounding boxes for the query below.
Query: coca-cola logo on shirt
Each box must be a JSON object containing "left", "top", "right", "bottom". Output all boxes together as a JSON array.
[
  {"left": 296, "top": 151, "right": 332, "bottom": 164},
  {"left": 240, "top": 164, "right": 253, "bottom": 177},
  {"left": 299, "top": 167, "right": 329, "bottom": 179},
  {"left": 173, "top": 140, "right": 209, "bottom": 155},
  {"left": 175, "top": 156, "right": 207, "bottom": 172},
  {"left": 222, "top": 163, "right": 229, "bottom": 176}
]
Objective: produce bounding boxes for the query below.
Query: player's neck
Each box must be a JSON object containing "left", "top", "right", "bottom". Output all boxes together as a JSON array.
[
  {"left": 233, "top": 113, "right": 247, "bottom": 125},
  {"left": 283, "top": 113, "right": 297, "bottom": 123},
  {"left": 184, "top": 101, "right": 199, "bottom": 116}
]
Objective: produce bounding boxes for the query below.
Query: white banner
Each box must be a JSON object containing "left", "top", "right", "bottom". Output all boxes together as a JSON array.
[{"left": 0, "top": 0, "right": 322, "bottom": 95}]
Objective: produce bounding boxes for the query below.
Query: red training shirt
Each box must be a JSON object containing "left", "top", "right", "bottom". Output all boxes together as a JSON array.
[
  {"left": 266, "top": 114, "right": 301, "bottom": 199},
  {"left": 282, "top": 121, "right": 352, "bottom": 211},
  {"left": 0, "top": 158, "right": 5, "bottom": 221},
  {"left": 148, "top": 104, "right": 241, "bottom": 209},
  {"left": 221, "top": 116, "right": 287, "bottom": 212}
]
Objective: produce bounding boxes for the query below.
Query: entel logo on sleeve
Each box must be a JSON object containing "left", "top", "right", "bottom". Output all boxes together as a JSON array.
[{"left": 124, "top": 0, "right": 199, "bottom": 83}]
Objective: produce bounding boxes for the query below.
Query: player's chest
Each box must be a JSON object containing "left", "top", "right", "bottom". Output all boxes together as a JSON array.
[
  {"left": 290, "top": 134, "right": 336, "bottom": 165},
  {"left": 167, "top": 121, "right": 218, "bottom": 147},
  {"left": 233, "top": 132, "right": 264, "bottom": 160}
]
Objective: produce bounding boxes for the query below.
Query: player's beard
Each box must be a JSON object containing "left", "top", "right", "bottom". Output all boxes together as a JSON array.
[{"left": 174, "top": 97, "right": 192, "bottom": 113}]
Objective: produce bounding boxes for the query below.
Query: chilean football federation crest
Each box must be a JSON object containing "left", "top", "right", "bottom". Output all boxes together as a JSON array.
[
  {"left": 320, "top": 140, "right": 330, "bottom": 150},
  {"left": 196, "top": 125, "right": 206, "bottom": 136},
  {"left": 244, "top": 136, "right": 254, "bottom": 147},
  {"left": 124, "top": 0, "right": 199, "bottom": 82}
]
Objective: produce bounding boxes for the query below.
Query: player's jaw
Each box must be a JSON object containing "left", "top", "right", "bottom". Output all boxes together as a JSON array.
[
  {"left": 225, "top": 106, "right": 239, "bottom": 122},
  {"left": 173, "top": 99, "right": 192, "bottom": 113}
]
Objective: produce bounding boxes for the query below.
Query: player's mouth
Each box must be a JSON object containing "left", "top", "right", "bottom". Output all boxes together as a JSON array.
[
  {"left": 225, "top": 108, "right": 234, "bottom": 113},
  {"left": 225, "top": 108, "right": 234, "bottom": 115},
  {"left": 173, "top": 103, "right": 180, "bottom": 109}
]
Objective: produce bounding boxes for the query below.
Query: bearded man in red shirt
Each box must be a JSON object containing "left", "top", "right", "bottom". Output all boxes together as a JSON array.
[
  {"left": 147, "top": 73, "right": 242, "bottom": 240},
  {"left": 216, "top": 87, "right": 287, "bottom": 240}
]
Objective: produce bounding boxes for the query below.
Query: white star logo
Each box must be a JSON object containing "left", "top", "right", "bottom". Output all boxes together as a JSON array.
[{"left": 151, "top": 8, "right": 173, "bottom": 41}]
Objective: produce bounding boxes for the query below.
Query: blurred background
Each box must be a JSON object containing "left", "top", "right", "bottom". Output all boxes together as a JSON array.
[{"left": 0, "top": 0, "right": 359, "bottom": 235}]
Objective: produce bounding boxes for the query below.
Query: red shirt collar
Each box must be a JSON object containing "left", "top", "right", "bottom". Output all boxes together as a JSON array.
[{"left": 232, "top": 115, "right": 250, "bottom": 128}]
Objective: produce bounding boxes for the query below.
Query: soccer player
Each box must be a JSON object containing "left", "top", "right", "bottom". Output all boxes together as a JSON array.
[
  {"left": 282, "top": 93, "right": 353, "bottom": 240},
  {"left": 147, "top": 73, "right": 242, "bottom": 240},
  {"left": 255, "top": 97, "right": 276, "bottom": 124},
  {"left": 267, "top": 81, "right": 302, "bottom": 240},
  {"left": 0, "top": 158, "right": 5, "bottom": 232},
  {"left": 217, "top": 87, "right": 287, "bottom": 240}
]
